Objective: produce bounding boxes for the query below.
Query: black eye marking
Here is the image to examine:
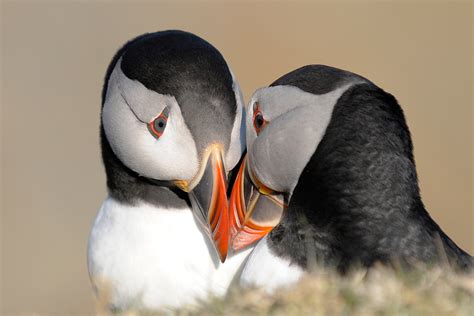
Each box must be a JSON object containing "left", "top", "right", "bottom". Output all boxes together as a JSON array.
[
  {"left": 148, "top": 107, "right": 169, "bottom": 139},
  {"left": 253, "top": 102, "right": 267, "bottom": 135},
  {"left": 254, "top": 113, "right": 265, "bottom": 129}
]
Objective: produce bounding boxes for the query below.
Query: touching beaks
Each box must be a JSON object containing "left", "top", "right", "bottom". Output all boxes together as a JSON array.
[
  {"left": 177, "top": 149, "right": 284, "bottom": 262},
  {"left": 184, "top": 145, "right": 230, "bottom": 262},
  {"left": 229, "top": 155, "right": 286, "bottom": 251}
]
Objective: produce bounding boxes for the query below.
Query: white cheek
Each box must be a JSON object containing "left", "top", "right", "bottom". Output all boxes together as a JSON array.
[
  {"left": 244, "top": 84, "right": 360, "bottom": 195},
  {"left": 248, "top": 108, "right": 320, "bottom": 194},
  {"left": 103, "top": 87, "right": 199, "bottom": 182},
  {"left": 147, "top": 106, "right": 200, "bottom": 180}
]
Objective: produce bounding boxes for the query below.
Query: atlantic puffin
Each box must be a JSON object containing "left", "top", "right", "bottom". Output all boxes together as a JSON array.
[
  {"left": 229, "top": 65, "right": 473, "bottom": 292},
  {"left": 87, "top": 31, "right": 249, "bottom": 311}
]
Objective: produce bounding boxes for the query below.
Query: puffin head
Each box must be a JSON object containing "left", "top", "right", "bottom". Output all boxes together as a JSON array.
[
  {"left": 101, "top": 31, "right": 245, "bottom": 262},
  {"left": 229, "top": 65, "right": 368, "bottom": 251}
]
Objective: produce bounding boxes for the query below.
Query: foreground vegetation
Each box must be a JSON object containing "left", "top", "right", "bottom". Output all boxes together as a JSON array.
[{"left": 99, "top": 265, "right": 473, "bottom": 315}]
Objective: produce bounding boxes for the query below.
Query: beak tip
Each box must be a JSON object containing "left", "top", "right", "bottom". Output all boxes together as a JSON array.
[{"left": 216, "top": 243, "right": 228, "bottom": 263}]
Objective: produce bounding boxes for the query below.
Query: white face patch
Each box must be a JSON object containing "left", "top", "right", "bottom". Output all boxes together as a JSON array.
[
  {"left": 245, "top": 83, "right": 363, "bottom": 195},
  {"left": 102, "top": 60, "right": 199, "bottom": 181},
  {"left": 224, "top": 68, "right": 246, "bottom": 172}
]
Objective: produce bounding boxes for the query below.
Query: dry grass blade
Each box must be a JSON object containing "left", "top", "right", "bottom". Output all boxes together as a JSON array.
[{"left": 103, "top": 265, "right": 473, "bottom": 316}]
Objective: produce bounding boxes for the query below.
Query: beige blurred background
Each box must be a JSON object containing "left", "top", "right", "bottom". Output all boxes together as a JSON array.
[{"left": 1, "top": 1, "right": 473, "bottom": 314}]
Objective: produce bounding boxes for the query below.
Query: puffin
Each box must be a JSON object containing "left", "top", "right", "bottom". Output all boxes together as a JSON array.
[
  {"left": 229, "top": 65, "right": 473, "bottom": 292},
  {"left": 87, "top": 30, "right": 250, "bottom": 311}
]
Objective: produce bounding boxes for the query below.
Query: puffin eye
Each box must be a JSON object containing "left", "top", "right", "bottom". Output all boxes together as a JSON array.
[
  {"left": 252, "top": 102, "right": 267, "bottom": 135},
  {"left": 148, "top": 107, "right": 169, "bottom": 139}
]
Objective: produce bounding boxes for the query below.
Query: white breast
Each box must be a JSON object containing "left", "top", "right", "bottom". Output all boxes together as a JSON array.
[
  {"left": 239, "top": 236, "right": 304, "bottom": 293},
  {"left": 88, "top": 197, "right": 251, "bottom": 311}
]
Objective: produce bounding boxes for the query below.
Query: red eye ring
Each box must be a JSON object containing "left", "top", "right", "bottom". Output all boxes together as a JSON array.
[
  {"left": 148, "top": 107, "right": 169, "bottom": 139},
  {"left": 252, "top": 102, "right": 267, "bottom": 135}
]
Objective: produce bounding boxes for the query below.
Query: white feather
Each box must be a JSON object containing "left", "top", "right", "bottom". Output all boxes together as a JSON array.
[
  {"left": 88, "top": 197, "right": 251, "bottom": 310},
  {"left": 240, "top": 236, "right": 304, "bottom": 293}
]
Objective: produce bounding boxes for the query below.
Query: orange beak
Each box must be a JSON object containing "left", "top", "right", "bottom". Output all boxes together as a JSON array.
[
  {"left": 229, "top": 155, "right": 286, "bottom": 251},
  {"left": 187, "top": 147, "right": 230, "bottom": 262},
  {"left": 208, "top": 152, "right": 230, "bottom": 262}
]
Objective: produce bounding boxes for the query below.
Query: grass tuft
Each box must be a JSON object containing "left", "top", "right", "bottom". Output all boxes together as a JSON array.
[{"left": 103, "top": 265, "right": 474, "bottom": 315}]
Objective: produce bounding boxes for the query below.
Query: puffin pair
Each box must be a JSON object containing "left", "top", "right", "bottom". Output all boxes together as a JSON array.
[{"left": 88, "top": 30, "right": 472, "bottom": 311}]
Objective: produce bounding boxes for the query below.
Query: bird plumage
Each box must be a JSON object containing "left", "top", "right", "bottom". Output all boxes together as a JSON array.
[
  {"left": 235, "top": 65, "right": 472, "bottom": 291},
  {"left": 88, "top": 30, "right": 249, "bottom": 311},
  {"left": 89, "top": 197, "right": 250, "bottom": 310}
]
